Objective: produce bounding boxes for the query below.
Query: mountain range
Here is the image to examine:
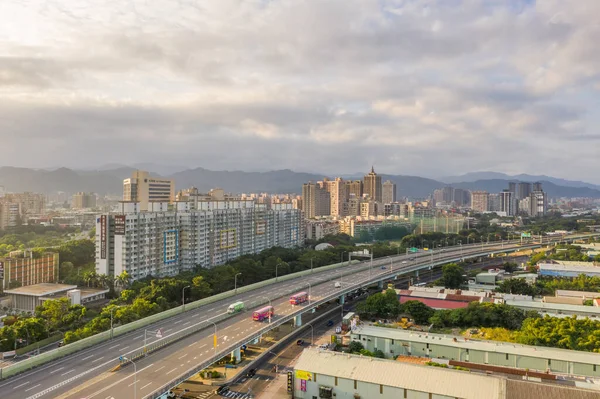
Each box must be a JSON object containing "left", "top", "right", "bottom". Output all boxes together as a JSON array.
[{"left": 1, "top": 166, "right": 600, "bottom": 199}]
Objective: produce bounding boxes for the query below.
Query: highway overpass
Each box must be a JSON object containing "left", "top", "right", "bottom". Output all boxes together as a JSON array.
[{"left": 0, "top": 234, "right": 596, "bottom": 399}]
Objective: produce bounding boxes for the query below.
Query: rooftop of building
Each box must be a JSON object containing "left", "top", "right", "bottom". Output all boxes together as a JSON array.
[
  {"left": 40, "top": 287, "right": 110, "bottom": 300},
  {"left": 505, "top": 299, "right": 600, "bottom": 315},
  {"left": 294, "top": 348, "right": 504, "bottom": 399},
  {"left": 4, "top": 283, "right": 77, "bottom": 297},
  {"left": 351, "top": 325, "right": 600, "bottom": 365},
  {"left": 556, "top": 290, "right": 600, "bottom": 298},
  {"left": 539, "top": 260, "right": 600, "bottom": 267}
]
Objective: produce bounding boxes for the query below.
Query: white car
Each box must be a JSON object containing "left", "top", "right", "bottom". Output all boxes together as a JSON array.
[
  {"left": 402, "top": 261, "right": 407, "bottom": 264},
  {"left": 334, "top": 282, "right": 341, "bottom": 288}
]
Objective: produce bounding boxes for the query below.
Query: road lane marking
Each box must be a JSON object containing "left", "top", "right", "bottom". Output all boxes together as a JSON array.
[
  {"left": 92, "top": 356, "right": 105, "bottom": 363},
  {"left": 156, "top": 366, "right": 165, "bottom": 372},
  {"left": 165, "top": 329, "right": 173, "bottom": 333},
  {"left": 82, "top": 355, "right": 94, "bottom": 361},
  {"left": 178, "top": 354, "right": 187, "bottom": 360},
  {"left": 13, "top": 381, "right": 30, "bottom": 389},
  {"left": 174, "top": 320, "right": 182, "bottom": 324},
  {"left": 108, "top": 344, "right": 120, "bottom": 349},
  {"left": 198, "top": 344, "right": 207, "bottom": 349},
  {"left": 183, "top": 321, "right": 191, "bottom": 326},
  {"left": 121, "top": 346, "right": 130, "bottom": 351},
  {"left": 50, "top": 367, "right": 65, "bottom": 374},
  {"left": 61, "top": 369, "right": 75, "bottom": 376},
  {"left": 24, "top": 384, "right": 41, "bottom": 392},
  {"left": 84, "top": 363, "right": 154, "bottom": 399},
  {"left": 133, "top": 335, "right": 143, "bottom": 339},
  {"left": 167, "top": 368, "right": 178, "bottom": 375},
  {"left": 141, "top": 382, "right": 152, "bottom": 390}
]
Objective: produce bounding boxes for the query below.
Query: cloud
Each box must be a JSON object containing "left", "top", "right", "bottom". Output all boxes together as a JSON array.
[{"left": 0, "top": 0, "right": 599, "bottom": 184}]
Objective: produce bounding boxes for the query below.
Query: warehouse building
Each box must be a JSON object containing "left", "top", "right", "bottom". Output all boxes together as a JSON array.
[
  {"left": 4, "top": 283, "right": 108, "bottom": 312},
  {"left": 293, "top": 349, "right": 600, "bottom": 399},
  {"left": 350, "top": 325, "right": 600, "bottom": 378}
]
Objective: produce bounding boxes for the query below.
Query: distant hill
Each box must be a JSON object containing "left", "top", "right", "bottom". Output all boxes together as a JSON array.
[
  {"left": 1, "top": 166, "right": 600, "bottom": 199},
  {"left": 440, "top": 171, "right": 600, "bottom": 190}
]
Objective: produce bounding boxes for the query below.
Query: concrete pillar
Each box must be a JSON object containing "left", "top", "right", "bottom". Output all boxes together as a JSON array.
[
  {"left": 378, "top": 281, "right": 384, "bottom": 289},
  {"left": 340, "top": 295, "right": 345, "bottom": 305},
  {"left": 415, "top": 270, "right": 419, "bottom": 277},
  {"left": 294, "top": 314, "right": 302, "bottom": 327},
  {"left": 230, "top": 347, "right": 241, "bottom": 363}
]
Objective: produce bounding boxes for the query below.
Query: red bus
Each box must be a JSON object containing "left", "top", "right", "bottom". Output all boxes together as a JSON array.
[
  {"left": 289, "top": 292, "right": 308, "bottom": 305},
  {"left": 252, "top": 306, "right": 274, "bottom": 321}
]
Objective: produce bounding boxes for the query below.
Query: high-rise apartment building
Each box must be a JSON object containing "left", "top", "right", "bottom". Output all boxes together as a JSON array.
[
  {"left": 0, "top": 251, "right": 59, "bottom": 290},
  {"left": 363, "top": 167, "right": 382, "bottom": 202},
  {"left": 323, "top": 178, "right": 347, "bottom": 217},
  {"left": 517, "top": 182, "right": 532, "bottom": 200},
  {"left": 382, "top": 180, "right": 397, "bottom": 204},
  {"left": 471, "top": 191, "right": 489, "bottom": 212},
  {"left": 508, "top": 182, "right": 516, "bottom": 194},
  {"left": 452, "top": 188, "right": 469, "bottom": 207},
  {"left": 301, "top": 182, "right": 330, "bottom": 218},
  {"left": 500, "top": 190, "right": 515, "bottom": 216},
  {"left": 530, "top": 190, "right": 547, "bottom": 217},
  {"left": 2, "top": 192, "right": 45, "bottom": 215},
  {"left": 345, "top": 180, "right": 363, "bottom": 198},
  {"left": 123, "top": 170, "right": 175, "bottom": 211},
  {"left": 488, "top": 194, "right": 501, "bottom": 212},
  {"left": 0, "top": 202, "right": 20, "bottom": 230},
  {"left": 532, "top": 182, "right": 543, "bottom": 192},
  {"left": 96, "top": 201, "right": 302, "bottom": 281},
  {"left": 72, "top": 192, "right": 97, "bottom": 209}
]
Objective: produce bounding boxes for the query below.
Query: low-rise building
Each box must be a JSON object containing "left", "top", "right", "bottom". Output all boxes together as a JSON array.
[
  {"left": 3, "top": 283, "right": 108, "bottom": 312},
  {"left": 293, "top": 348, "right": 600, "bottom": 399},
  {"left": 350, "top": 325, "right": 600, "bottom": 378},
  {"left": 538, "top": 260, "right": 600, "bottom": 278}
]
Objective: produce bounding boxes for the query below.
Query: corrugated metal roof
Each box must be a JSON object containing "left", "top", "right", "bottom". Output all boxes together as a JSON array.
[
  {"left": 399, "top": 296, "right": 469, "bottom": 309},
  {"left": 351, "top": 325, "right": 600, "bottom": 365},
  {"left": 556, "top": 290, "right": 600, "bottom": 299},
  {"left": 294, "top": 348, "right": 505, "bottom": 399},
  {"left": 506, "top": 299, "right": 600, "bottom": 316},
  {"left": 505, "top": 379, "right": 600, "bottom": 399},
  {"left": 543, "top": 296, "right": 583, "bottom": 305}
]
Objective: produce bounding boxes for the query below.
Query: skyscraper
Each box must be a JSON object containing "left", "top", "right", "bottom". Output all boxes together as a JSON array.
[
  {"left": 508, "top": 182, "right": 516, "bottom": 194},
  {"left": 382, "top": 180, "right": 397, "bottom": 204},
  {"left": 530, "top": 190, "right": 547, "bottom": 217},
  {"left": 516, "top": 182, "right": 531, "bottom": 200},
  {"left": 72, "top": 192, "right": 97, "bottom": 209},
  {"left": 363, "top": 166, "right": 382, "bottom": 202},
  {"left": 301, "top": 182, "right": 330, "bottom": 218},
  {"left": 323, "top": 178, "right": 347, "bottom": 217},
  {"left": 500, "top": 190, "right": 515, "bottom": 216},
  {"left": 532, "top": 182, "right": 543, "bottom": 192},
  {"left": 345, "top": 180, "right": 363, "bottom": 198},
  {"left": 123, "top": 170, "right": 175, "bottom": 211},
  {"left": 471, "top": 191, "right": 489, "bottom": 212}
]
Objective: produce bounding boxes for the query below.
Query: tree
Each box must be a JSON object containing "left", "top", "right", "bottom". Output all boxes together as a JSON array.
[
  {"left": 191, "top": 276, "right": 212, "bottom": 300},
  {"left": 402, "top": 300, "right": 435, "bottom": 324},
  {"left": 348, "top": 341, "right": 364, "bottom": 353},
  {"left": 441, "top": 263, "right": 465, "bottom": 289},
  {"left": 115, "top": 271, "right": 131, "bottom": 289},
  {"left": 502, "top": 262, "right": 518, "bottom": 273},
  {"left": 495, "top": 278, "right": 535, "bottom": 296}
]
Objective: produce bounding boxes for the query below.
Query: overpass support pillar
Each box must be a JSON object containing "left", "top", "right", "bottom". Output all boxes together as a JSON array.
[
  {"left": 378, "top": 281, "right": 384, "bottom": 289},
  {"left": 415, "top": 270, "right": 419, "bottom": 277},
  {"left": 294, "top": 314, "right": 302, "bottom": 327},
  {"left": 340, "top": 295, "right": 345, "bottom": 305},
  {"left": 231, "top": 347, "right": 241, "bottom": 363}
]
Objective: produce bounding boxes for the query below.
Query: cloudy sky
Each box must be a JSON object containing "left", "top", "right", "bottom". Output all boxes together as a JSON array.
[{"left": 1, "top": 0, "right": 599, "bottom": 181}]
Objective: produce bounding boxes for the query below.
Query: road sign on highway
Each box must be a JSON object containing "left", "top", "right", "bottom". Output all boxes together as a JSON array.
[{"left": 409, "top": 247, "right": 419, "bottom": 253}]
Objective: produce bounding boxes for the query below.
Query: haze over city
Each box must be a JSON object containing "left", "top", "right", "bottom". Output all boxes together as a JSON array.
[{"left": 1, "top": 0, "right": 600, "bottom": 182}]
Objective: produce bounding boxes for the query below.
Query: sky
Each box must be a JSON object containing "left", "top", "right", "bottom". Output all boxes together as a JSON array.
[{"left": 1, "top": 0, "right": 600, "bottom": 182}]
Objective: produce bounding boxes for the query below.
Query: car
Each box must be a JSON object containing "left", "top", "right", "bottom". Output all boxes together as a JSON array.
[
  {"left": 327, "top": 320, "right": 334, "bottom": 327},
  {"left": 318, "top": 343, "right": 329, "bottom": 350},
  {"left": 246, "top": 368, "right": 257, "bottom": 378},
  {"left": 216, "top": 385, "right": 230, "bottom": 394},
  {"left": 335, "top": 326, "right": 342, "bottom": 334},
  {"left": 380, "top": 266, "right": 386, "bottom": 270},
  {"left": 296, "top": 339, "right": 305, "bottom": 346},
  {"left": 402, "top": 260, "right": 408, "bottom": 264},
  {"left": 57, "top": 341, "right": 64, "bottom": 348},
  {"left": 334, "top": 282, "right": 341, "bottom": 288}
]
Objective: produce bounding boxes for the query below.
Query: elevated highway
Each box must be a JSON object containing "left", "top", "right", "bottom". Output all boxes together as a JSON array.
[{"left": 0, "top": 234, "right": 596, "bottom": 399}]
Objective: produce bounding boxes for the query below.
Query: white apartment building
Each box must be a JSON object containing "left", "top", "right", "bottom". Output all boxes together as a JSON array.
[{"left": 96, "top": 201, "right": 302, "bottom": 281}]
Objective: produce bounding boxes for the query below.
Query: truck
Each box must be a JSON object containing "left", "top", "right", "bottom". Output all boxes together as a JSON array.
[{"left": 227, "top": 301, "right": 245, "bottom": 314}]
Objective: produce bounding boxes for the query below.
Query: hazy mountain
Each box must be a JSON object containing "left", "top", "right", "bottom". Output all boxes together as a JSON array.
[
  {"left": 1, "top": 166, "right": 600, "bottom": 199},
  {"left": 441, "top": 171, "right": 600, "bottom": 190}
]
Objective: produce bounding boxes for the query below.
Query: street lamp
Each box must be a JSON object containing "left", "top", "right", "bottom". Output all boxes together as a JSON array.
[
  {"left": 262, "top": 296, "right": 272, "bottom": 323},
  {"left": 307, "top": 282, "right": 312, "bottom": 305},
  {"left": 307, "top": 324, "right": 314, "bottom": 346},
  {"left": 275, "top": 263, "right": 284, "bottom": 282},
  {"left": 310, "top": 257, "right": 314, "bottom": 273},
  {"left": 206, "top": 320, "right": 218, "bottom": 359},
  {"left": 234, "top": 273, "right": 242, "bottom": 294},
  {"left": 121, "top": 356, "right": 137, "bottom": 399},
  {"left": 110, "top": 305, "right": 121, "bottom": 339},
  {"left": 182, "top": 285, "right": 191, "bottom": 311}
]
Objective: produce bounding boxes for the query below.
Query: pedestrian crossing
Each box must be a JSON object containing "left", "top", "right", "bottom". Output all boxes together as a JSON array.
[{"left": 220, "top": 391, "right": 253, "bottom": 398}]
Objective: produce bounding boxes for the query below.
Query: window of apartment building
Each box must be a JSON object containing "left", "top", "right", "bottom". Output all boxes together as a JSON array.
[
  {"left": 506, "top": 354, "right": 509, "bottom": 360},
  {"left": 380, "top": 384, "right": 383, "bottom": 394},
  {"left": 354, "top": 380, "right": 357, "bottom": 389},
  {"left": 335, "top": 377, "right": 338, "bottom": 386}
]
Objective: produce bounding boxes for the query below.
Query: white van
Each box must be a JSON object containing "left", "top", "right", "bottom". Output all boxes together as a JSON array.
[{"left": 334, "top": 282, "right": 341, "bottom": 288}]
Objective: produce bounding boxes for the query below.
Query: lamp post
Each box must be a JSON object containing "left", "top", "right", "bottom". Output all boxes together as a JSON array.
[
  {"left": 121, "top": 356, "right": 137, "bottom": 399},
  {"left": 307, "top": 324, "right": 314, "bottom": 346},
  {"left": 234, "top": 273, "right": 242, "bottom": 294},
  {"left": 206, "top": 320, "right": 218, "bottom": 359},
  {"left": 182, "top": 285, "right": 190, "bottom": 311},
  {"left": 275, "top": 263, "right": 284, "bottom": 282},
  {"left": 110, "top": 305, "right": 121, "bottom": 339},
  {"left": 263, "top": 296, "right": 272, "bottom": 323},
  {"left": 310, "top": 257, "right": 314, "bottom": 273},
  {"left": 307, "top": 282, "right": 312, "bottom": 305}
]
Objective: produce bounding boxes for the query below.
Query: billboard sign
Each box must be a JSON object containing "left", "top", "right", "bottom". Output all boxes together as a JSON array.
[
  {"left": 521, "top": 232, "right": 532, "bottom": 238},
  {"left": 0, "top": 261, "right": 4, "bottom": 280},
  {"left": 100, "top": 215, "right": 107, "bottom": 259},
  {"left": 114, "top": 215, "right": 126, "bottom": 235}
]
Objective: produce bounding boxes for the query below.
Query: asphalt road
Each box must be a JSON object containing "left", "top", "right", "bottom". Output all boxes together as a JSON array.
[{"left": 0, "top": 237, "right": 582, "bottom": 399}]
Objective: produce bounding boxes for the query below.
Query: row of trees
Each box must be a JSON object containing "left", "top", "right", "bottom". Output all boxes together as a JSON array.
[{"left": 496, "top": 274, "right": 600, "bottom": 297}]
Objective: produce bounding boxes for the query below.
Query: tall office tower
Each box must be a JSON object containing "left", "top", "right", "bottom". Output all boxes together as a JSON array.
[
  {"left": 382, "top": 180, "right": 397, "bottom": 204},
  {"left": 470, "top": 191, "right": 489, "bottom": 212},
  {"left": 530, "top": 190, "right": 547, "bottom": 217},
  {"left": 96, "top": 201, "right": 302, "bottom": 281},
  {"left": 517, "top": 182, "right": 532, "bottom": 200},
  {"left": 72, "top": 192, "right": 97, "bottom": 209},
  {"left": 345, "top": 180, "right": 363, "bottom": 198},
  {"left": 123, "top": 170, "right": 175, "bottom": 211},
  {"left": 363, "top": 166, "right": 382, "bottom": 202},
  {"left": 508, "top": 182, "right": 516, "bottom": 194},
  {"left": 323, "top": 177, "right": 347, "bottom": 217},
  {"left": 453, "top": 188, "right": 469, "bottom": 207},
  {"left": 500, "top": 190, "right": 515, "bottom": 216},
  {"left": 532, "top": 182, "right": 543, "bottom": 192},
  {"left": 301, "top": 182, "right": 330, "bottom": 218},
  {"left": 488, "top": 194, "right": 501, "bottom": 212}
]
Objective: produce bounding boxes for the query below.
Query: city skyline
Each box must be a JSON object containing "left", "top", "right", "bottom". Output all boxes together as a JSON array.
[{"left": 1, "top": 1, "right": 600, "bottom": 183}]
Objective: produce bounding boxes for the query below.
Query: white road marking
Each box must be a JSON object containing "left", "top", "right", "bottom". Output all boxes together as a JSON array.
[
  {"left": 156, "top": 366, "right": 165, "bottom": 372},
  {"left": 198, "top": 344, "right": 207, "bottom": 349},
  {"left": 121, "top": 346, "right": 130, "bottom": 351},
  {"left": 24, "top": 384, "right": 40, "bottom": 392},
  {"left": 166, "top": 368, "right": 178, "bottom": 375},
  {"left": 108, "top": 344, "right": 120, "bottom": 349},
  {"left": 133, "top": 335, "right": 143, "bottom": 339},
  {"left": 50, "top": 367, "right": 65, "bottom": 374},
  {"left": 92, "top": 356, "right": 105, "bottom": 363},
  {"left": 174, "top": 320, "right": 182, "bottom": 324},
  {"left": 61, "top": 369, "right": 75, "bottom": 376},
  {"left": 178, "top": 354, "right": 187, "bottom": 360},
  {"left": 12, "top": 381, "right": 29, "bottom": 389},
  {"left": 183, "top": 321, "right": 191, "bottom": 326},
  {"left": 81, "top": 355, "right": 94, "bottom": 361}
]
